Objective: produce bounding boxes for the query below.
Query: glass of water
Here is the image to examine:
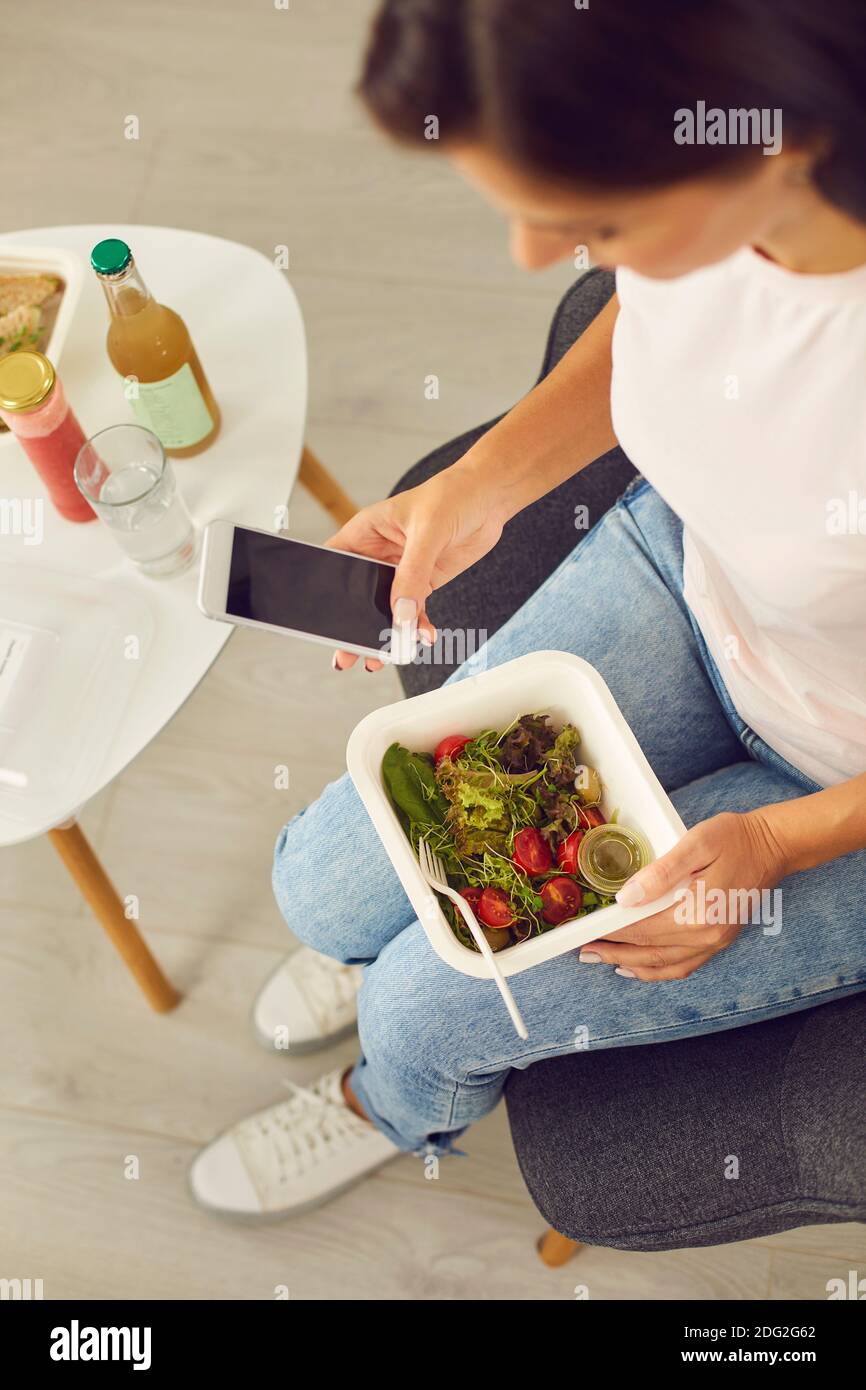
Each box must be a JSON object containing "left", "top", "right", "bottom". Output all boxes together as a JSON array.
[{"left": 74, "top": 424, "right": 197, "bottom": 577}]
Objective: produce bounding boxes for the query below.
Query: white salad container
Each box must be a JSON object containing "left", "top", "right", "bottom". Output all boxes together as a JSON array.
[{"left": 346, "top": 649, "right": 688, "bottom": 978}]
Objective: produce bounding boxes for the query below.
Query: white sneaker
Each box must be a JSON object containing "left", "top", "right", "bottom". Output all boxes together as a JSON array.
[
  {"left": 253, "top": 948, "right": 362, "bottom": 1053},
  {"left": 189, "top": 1067, "right": 400, "bottom": 1219}
]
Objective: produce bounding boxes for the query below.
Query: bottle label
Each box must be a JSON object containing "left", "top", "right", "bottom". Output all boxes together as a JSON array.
[{"left": 129, "top": 362, "right": 213, "bottom": 449}]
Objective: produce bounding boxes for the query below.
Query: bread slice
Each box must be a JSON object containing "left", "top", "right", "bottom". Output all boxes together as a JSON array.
[
  {"left": 0, "top": 274, "right": 59, "bottom": 316},
  {"left": 0, "top": 303, "right": 43, "bottom": 355}
]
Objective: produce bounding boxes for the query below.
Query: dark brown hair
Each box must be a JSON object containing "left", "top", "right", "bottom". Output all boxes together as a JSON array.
[{"left": 358, "top": 0, "right": 866, "bottom": 219}]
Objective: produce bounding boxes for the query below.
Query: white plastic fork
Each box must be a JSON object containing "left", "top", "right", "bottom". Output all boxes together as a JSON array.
[{"left": 417, "top": 837, "right": 528, "bottom": 1040}]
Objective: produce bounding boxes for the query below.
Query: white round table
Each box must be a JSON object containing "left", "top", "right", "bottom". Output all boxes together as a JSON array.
[{"left": 0, "top": 224, "right": 314, "bottom": 1009}]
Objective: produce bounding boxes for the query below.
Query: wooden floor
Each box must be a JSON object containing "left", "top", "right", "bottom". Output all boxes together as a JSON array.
[{"left": 1, "top": 0, "right": 862, "bottom": 1300}]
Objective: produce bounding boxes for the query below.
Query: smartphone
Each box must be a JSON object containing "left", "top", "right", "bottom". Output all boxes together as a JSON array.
[{"left": 197, "top": 520, "right": 416, "bottom": 664}]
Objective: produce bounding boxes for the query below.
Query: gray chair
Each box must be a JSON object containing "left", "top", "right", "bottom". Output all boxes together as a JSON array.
[
  {"left": 390, "top": 270, "right": 866, "bottom": 1261},
  {"left": 508, "top": 988, "right": 866, "bottom": 1263}
]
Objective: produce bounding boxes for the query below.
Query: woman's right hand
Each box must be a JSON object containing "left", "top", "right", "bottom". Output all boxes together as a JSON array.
[{"left": 325, "top": 462, "right": 507, "bottom": 670}]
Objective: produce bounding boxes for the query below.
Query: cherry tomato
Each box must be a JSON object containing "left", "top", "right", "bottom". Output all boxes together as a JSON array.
[
  {"left": 540, "top": 876, "right": 583, "bottom": 925},
  {"left": 556, "top": 829, "right": 585, "bottom": 874},
  {"left": 434, "top": 734, "right": 472, "bottom": 766},
  {"left": 581, "top": 806, "right": 606, "bottom": 828},
  {"left": 477, "top": 886, "right": 516, "bottom": 928},
  {"left": 459, "top": 886, "right": 483, "bottom": 912},
  {"left": 512, "top": 827, "right": 553, "bottom": 876}
]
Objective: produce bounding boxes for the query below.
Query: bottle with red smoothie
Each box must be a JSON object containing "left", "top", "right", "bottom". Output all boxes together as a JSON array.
[{"left": 0, "top": 350, "right": 95, "bottom": 522}]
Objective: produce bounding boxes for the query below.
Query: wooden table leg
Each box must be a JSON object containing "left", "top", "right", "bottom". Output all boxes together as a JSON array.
[
  {"left": 47, "top": 822, "right": 180, "bottom": 1014},
  {"left": 537, "top": 1229, "right": 582, "bottom": 1267},
  {"left": 298, "top": 445, "right": 360, "bottom": 528}
]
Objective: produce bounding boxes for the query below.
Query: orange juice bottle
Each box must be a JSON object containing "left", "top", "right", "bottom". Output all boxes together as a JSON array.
[{"left": 91, "top": 238, "right": 220, "bottom": 458}]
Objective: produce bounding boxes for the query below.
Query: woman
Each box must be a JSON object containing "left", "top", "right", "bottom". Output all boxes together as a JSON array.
[{"left": 191, "top": 0, "right": 866, "bottom": 1217}]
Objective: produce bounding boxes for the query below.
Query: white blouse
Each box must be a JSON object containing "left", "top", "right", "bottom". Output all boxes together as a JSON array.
[{"left": 612, "top": 247, "right": 866, "bottom": 787}]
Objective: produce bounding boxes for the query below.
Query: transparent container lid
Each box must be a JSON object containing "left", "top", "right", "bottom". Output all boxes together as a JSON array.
[
  {"left": 0, "top": 563, "right": 154, "bottom": 824},
  {"left": 577, "top": 823, "right": 652, "bottom": 896}
]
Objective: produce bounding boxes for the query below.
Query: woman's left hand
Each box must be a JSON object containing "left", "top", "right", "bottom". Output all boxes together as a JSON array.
[{"left": 578, "top": 810, "right": 790, "bottom": 981}]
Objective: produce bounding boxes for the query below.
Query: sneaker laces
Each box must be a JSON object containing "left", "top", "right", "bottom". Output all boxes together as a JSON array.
[
  {"left": 292, "top": 951, "right": 361, "bottom": 1033},
  {"left": 235, "top": 1071, "right": 369, "bottom": 1189}
]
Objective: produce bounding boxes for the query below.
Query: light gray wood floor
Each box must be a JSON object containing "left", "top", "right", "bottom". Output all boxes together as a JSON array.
[{"left": 1, "top": 0, "right": 862, "bottom": 1300}]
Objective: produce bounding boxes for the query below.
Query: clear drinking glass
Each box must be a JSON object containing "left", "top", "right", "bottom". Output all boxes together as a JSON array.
[{"left": 74, "top": 424, "right": 197, "bottom": 577}]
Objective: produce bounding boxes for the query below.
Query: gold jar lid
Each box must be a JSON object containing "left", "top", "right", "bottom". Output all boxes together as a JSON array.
[{"left": 0, "top": 350, "right": 56, "bottom": 411}]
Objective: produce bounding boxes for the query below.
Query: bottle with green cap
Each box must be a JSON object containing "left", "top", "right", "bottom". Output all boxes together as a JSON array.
[{"left": 91, "top": 238, "right": 221, "bottom": 458}]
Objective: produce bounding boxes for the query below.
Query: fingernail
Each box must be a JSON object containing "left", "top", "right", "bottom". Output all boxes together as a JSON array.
[
  {"left": 420, "top": 628, "right": 435, "bottom": 647},
  {"left": 364, "top": 661, "right": 376, "bottom": 673},
  {"left": 579, "top": 951, "right": 602, "bottom": 963},
  {"left": 615, "top": 967, "right": 637, "bottom": 979},
  {"left": 616, "top": 876, "right": 646, "bottom": 907},
  {"left": 331, "top": 652, "right": 342, "bottom": 671},
  {"left": 394, "top": 597, "right": 417, "bottom": 629}
]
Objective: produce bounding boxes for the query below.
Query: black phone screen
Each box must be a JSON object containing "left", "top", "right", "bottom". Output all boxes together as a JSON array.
[{"left": 226, "top": 529, "right": 395, "bottom": 651}]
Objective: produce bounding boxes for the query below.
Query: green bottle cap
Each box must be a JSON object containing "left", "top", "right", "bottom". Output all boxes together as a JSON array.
[
  {"left": 91, "top": 238, "right": 132, "bottom": 277},
  {"left": 577, "top": 824, "right": 652, "bottom": 896}
]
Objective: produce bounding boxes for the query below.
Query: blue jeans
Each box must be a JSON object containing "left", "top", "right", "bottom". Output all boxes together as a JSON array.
[{"left": 272, "top": 481, "right": 866, "bottom": 1156}]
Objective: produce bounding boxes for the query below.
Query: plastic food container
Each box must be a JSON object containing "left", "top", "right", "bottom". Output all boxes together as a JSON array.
[
  {"left": 0, "top": 245, "right": 83, "bottom": 444},
  {"left": 346, "top": 650, "right": 688, "bottom": 978},
  {"left": 0, "top": 562, "right": 154, "bottom": 826}
]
